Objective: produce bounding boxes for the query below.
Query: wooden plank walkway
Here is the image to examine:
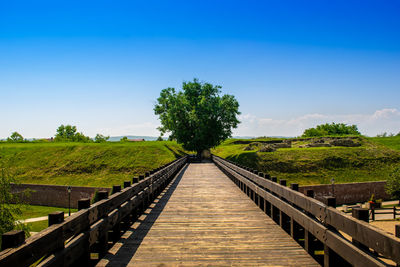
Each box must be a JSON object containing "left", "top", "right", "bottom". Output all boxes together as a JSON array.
[{"left": 97, "top": 163, "right": 319, "bottom": 266}]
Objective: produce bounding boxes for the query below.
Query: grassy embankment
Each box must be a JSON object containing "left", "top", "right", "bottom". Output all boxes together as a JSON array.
[
  {"left": 0, "top": 141, "right": 187, "bottom": 187},
  {"left": 212, "top": 136, "right": 400, "bottom": 185}
]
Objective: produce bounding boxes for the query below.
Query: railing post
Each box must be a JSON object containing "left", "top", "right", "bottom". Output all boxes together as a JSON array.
[
  {"left": 290, "top": 183, "right": 299, "bottom": 191},
  {"left": 1, "top": 230, "right": 25, "bottom": 250},
  {"left": 133, "top": 177, "right": 139, "bottom": 184},
  {"left": 322, "top": 196, "right": 336, "bottom": 207},
  {"left": 371, "top": 206, "right": 375, "bottom": 221},
  {"left": 123, "top": 181, "right": 131, "bottom": 188},
  {"left": 78, "top": 198, "right": 91, "bottom": 210},
  {"left": 352, "top": 208, "right": 369, "bottom": 250},
  {"left": 95, "top": 190, "right": 109, "bottom": 258},
  {"left": 279, "top": 180, "right": 287, "bottom": 187},
  {"left": 98, "top": 190, "right": 109, "bottom": 200},
  {"left": 306, "top": 189, "right": 314, "bottom": 198},
  {"left": 48, "top": 211, "right": 64, "bottom": 226},
  {"left": 112, "top": 185, "right": 121, "bottom": 194},
  {"left": 76, "top": 198, "right": 91, "bottom": 265}
]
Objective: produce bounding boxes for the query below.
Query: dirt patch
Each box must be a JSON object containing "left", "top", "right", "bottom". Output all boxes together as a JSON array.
[{"left": 370, "top": 220, "right": 400, "bottom": 236}]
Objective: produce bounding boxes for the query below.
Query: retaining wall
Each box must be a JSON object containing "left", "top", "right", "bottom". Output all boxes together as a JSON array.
[
  {"left": 11, "top": 183, "right": 111, "bottom": 208},
  {"left": 299, "top": 181, "right": 389, "bottom": 205}
]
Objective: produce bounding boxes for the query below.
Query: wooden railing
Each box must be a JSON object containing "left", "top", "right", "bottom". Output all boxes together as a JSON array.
[
  {"left": 213, "top": 155, "right": 400, "bottom": 267},
  {"left": 371, "top": 206, "right": 400, "bottom": 221},
  {"left": 0, "top": 156, "right": 188, "bottom": 267}
]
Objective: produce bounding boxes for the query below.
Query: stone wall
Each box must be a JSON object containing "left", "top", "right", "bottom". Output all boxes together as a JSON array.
[
  {"left": 11, "top": 183, "right": 111, "bottom": 208},
  {"left": 299, "top": 181, "right": 389, "bottom": 205}
]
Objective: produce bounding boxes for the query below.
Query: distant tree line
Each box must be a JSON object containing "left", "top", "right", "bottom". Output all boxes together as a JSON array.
[
  {"left": 3, "top": 125, "right": 110, "bottom": 143},
  {"left": 376, "top": 132, "right": 400, "bottom": 138},
  {"left": 302, "top": 123, "right": 361, "bottom": 137}
]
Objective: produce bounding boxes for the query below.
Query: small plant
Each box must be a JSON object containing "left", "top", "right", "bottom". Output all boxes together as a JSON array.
[
  {"left": 91, "top": 190, "right": 100, "bottom": 204},
  {"left": 369, "top": 194, "right": 376, "bottom": 203}
]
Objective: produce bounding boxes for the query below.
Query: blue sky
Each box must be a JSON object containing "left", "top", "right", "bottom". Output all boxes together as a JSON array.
[{"left": 1, "top": 0, "right": 399, "bottom": 138}]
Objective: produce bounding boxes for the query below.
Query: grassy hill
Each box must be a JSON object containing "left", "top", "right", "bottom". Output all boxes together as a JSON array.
[
  {"left": 369, "top": 135, "right": 400, "bottom": 151},
  {"left": 212, "top": 136, "right": 400, "bottom": 185},
  {"left": 0, "top": 141, "right": 187, "bottom": 187}
]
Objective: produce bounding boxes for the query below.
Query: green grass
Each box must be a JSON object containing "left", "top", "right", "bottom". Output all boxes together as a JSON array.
[
  {"left": 11, "top": 204, "right": 77, "bottom": 220},
  {"left": 369, "top": 136, "right": 400, "bottom": 151},
  {"left": 212, "top": 137, "right": 400, "bottom": 185},
  {"left": 26, "top": 220, "right": 49, "bottom": 232},
  {"left": 0, "top": 141, "right": 187, "bottom": 187}
]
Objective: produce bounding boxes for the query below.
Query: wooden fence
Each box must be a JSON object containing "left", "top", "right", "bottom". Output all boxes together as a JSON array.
[
  {"left": 213, "top": 155, "right": 400, "bottom": 267},
  {"left": 371, "top": 207, "right": 400, "bottom": 221},
  {"left": 0, "top": 156, "right": 188, "bottom": 267}
]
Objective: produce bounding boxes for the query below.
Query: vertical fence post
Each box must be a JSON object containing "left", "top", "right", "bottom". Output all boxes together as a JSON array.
[
  {"left": 97, "top": 190, "right": 109, "bottom": 257},
  {"left": 123, "top": 181, "right": 131, "bottom": 188},
  {"left": 78, "top": 198, "right": 91, "bottom": 210},
  {"left": 48, "top": 211, "right": 64, "bottom": 226},
  {"left": 290, "top": 183, "right": 299, "bottom": 191},
  {"left": 1, "top": 230, "right": 25, "bottom": 250},
  {"left": 352, "top": 208, "right": 369, "bottom": 251},
  {"left": 306, "top": 189, "right": 314, "bottom": 198}
]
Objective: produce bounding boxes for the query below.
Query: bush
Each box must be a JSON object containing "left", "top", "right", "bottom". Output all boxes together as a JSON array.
[
  {"left": 386, "top": 166, "right": 400, "bottom": 202},
  {"left": 91, "top": 190, "right": 100, "bottom": 204},
  {"left": 94, "top": 134, "right": 110, "bottom": 143},
  {"left": 302, "top": 123, "right": 361, "bottom": 137},
  {"left": 54, "top": 124, "right": 92, "bottom": 142},
  {"left": 7, "top": 132, "right": 24, "bottom": 143},
  {"left": 0, "top": 155, "right": 30, "bottom": 249}
]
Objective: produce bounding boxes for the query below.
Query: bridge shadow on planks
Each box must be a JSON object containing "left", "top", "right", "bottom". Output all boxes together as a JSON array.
[{"left": 100, "top": 164, "right": 188, "bottom": 266}]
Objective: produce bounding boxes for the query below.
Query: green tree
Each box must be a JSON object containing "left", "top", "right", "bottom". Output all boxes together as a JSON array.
[
  {"left": 120, "top": 136, "right": 128, "bottom": 142},
  {"left": 0, "top": 154, "right": 30, "bottom": 248},
  {"left": 157, "top": 136, "right": 163, "bottom": 141},
  {"left": 7, "top": 132, "right": 24, "bottom": 143},
  {"left": 94, "top": 134, "right": 110, "bottom": 143},
  {"left": 386, "top": 166, "right": 400, "bottom": 204},
  {"left": 154, "top": 79, "right": 240, "bottom": 156},
  {"left": 54, "top": 124, "right": 91, "bottom": 142},
  {"left": 302, "top": 123, "right": 361, "bottom": 137}
]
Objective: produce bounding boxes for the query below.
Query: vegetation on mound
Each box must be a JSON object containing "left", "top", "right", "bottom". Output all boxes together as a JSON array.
[
  {"left": 370, "top": 136, "right": 400, "bottom": 151},
  {"left": 0, "top": 141, "right": 187, "bottom": 187},
  {"left": 302, "top": 122, "right": 360, "bottom": 137},
  {"left": 212, "top": 136, "right": 400, "bottom": 185}
]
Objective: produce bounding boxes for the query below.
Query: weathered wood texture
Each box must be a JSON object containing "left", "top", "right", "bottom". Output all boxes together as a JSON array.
[
  {"left": 213, "top": 155, "right": 395, "bottom": 266},
  {"left": 0, "top": 157, "right": 187, "bottom": 267},
  {"left": 97, "top": 163, "right": 319, "bottom": 266}
]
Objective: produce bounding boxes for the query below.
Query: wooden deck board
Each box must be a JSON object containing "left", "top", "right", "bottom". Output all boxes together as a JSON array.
[{"left": 97, "top": 163, "right": 319, "bottom": 266}]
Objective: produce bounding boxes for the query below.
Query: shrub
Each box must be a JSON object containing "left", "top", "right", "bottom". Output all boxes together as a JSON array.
[
  {"left": 302, "top": 123, "right": 361, "bottom": 137},
  {"left": 385, "top": 166, "right": 400, "bottom": 203}
]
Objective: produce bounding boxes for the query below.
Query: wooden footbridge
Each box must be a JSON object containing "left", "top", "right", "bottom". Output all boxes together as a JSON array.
[{"left": 1, "top": 156, "right": 400, "bottom": 266}]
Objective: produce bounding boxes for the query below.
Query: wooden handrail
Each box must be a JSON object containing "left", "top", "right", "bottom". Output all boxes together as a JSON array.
[
  {"left": 0, "top": 156, "right": 188, "bottom": 267},
  {"left": 213, "top": 155, "right": 400, "bottom": 266}
]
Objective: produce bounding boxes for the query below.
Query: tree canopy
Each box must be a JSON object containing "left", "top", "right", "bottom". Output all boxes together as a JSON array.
[
  {"left": 154, "top": 79, "right": 240, "bottom": 154},
  {"left": 302, "top": 123, "right": 361, "bottom": 137},
  {"left": 54, "top": 124, "right": 91, "bottom": 142},
  {"left": 94, "top": 134, "right": 110, "bottom": 143},
  {"left": 7, "top": 132, "right": 24, "bottom": 143}
]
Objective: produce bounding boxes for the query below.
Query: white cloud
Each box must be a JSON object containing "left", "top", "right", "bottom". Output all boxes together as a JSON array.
[{"left": 234, "top": 108, "right": 400, "bottom": 137}]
